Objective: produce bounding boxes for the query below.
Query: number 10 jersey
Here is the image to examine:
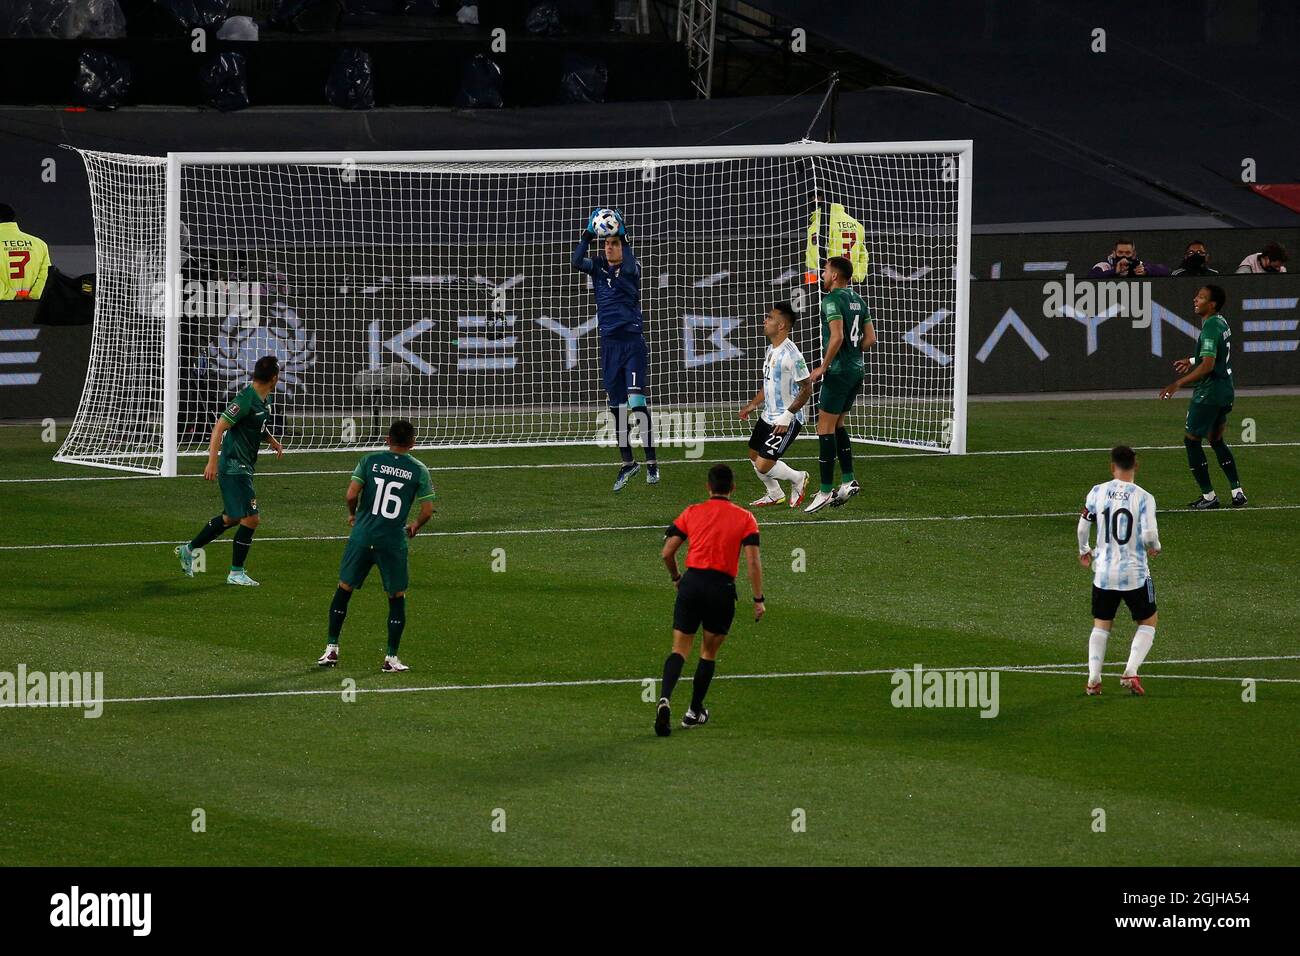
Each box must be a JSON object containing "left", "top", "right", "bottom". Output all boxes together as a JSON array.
[{"left": 1082, "top": 479, "right": 1160, "bottom": 592}]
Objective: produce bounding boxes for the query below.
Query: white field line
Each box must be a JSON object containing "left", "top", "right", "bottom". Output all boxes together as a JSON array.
[
  {"left": 5, "top": 441, "right": 1300, "bottom": 484},
  {"left": 1005, "top": 670, "right": 1300, "bottom": 685},
  {"left": 1003, "top": 654, "right": 1300, "bottom": 668},
  {"left": 2, "top": 656, "right": 1297, "bottom": 710},
  {"left": 3, "top": 505, "right": 1299, "bottom": 552}
]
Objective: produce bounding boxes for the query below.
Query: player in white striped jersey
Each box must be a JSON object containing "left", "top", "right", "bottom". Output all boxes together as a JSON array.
[
  {"left": 1077, "top": 445, "right": 1161, "bottom": 697},
  {"left": 738, "top": 302, "right": 813, "bottom": 508}
]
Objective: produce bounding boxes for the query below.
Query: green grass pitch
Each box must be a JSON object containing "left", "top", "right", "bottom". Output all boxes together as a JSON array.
[{"left": 1, "top": 396, "right": 1297, "bottom": 866}]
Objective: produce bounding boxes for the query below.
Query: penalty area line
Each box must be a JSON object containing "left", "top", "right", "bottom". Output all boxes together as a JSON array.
[
  {"left": 4, "top": 505, "right": 1300, "bottom": 551},
  {"left": 2, "top": 656, "right": 1297, "bottom": 709}
]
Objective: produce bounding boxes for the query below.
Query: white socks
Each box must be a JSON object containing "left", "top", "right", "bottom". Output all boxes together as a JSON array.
[
  {"left": 767, "top": 459, "right": 800, "bottom": 482},
  {"left": 752, "top": 460, "right": 782, "bottom": 497},
  {"left": 1087, "top": 627, "right": 1109, "bottom": 684},
  {"left": 1090, "top": 624, "right": 1155, "bottom": 682},
  {"left": 1125, "top": 625, "right": 1155, "bottom": 678}
]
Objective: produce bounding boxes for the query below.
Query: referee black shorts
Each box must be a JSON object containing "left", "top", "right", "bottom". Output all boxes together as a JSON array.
[
  {"left": 1091, "top": 579, "right": 1157, "bottom": 622},
  {"left": 748, "top": 417, "right": 801, "bottom": 461},
  {"left": 673, "top": 568, "right": 738, "bottom": 636}
]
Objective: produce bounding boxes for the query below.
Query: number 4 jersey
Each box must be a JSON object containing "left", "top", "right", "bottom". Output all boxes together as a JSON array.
[
  {"left": 350, "top": 451, "right": 437, "bottom": 545},
  {"left": 820, "top": 287, "right": 871, "bottom": 376},
  {"left": 1080, "top": 479, "right": 1160, "bottom": 591}
]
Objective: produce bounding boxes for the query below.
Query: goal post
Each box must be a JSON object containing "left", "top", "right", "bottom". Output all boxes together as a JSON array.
[{"left": 57, "top": 140, "right": 972, "bottom": 475}]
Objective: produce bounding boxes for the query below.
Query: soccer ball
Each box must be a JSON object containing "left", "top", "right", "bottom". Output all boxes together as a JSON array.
[{"left": 591, "top": 208, "right": 621, "bottom": 238}]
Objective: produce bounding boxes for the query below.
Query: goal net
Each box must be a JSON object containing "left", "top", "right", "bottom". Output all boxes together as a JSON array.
[{"left": 56, "top": 142, "right": 971, "bottom": 475}]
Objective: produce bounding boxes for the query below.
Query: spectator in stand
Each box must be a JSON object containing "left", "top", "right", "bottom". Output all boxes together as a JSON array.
[
  {"left": 1171, "top": 240, "right": 1219, "bottom": 277},
  {"left": 1088, "top": 238, "right": 1170, "bottom": 278},
  {"left": 0, "top": 203, "right": 51, "bottom": 301},
  {"left": 1237, "top": 241, "right": 1288, "bottom": 274}
]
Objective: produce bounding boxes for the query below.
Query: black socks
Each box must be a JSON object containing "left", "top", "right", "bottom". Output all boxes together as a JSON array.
[
  {"left": 1211, "top": 439, "right": 1241, "bottom": 488},
  {"left": 189, "top": 515, "right": 229, "bottom": 551},
  {"left": 691, "top": 658, "right": 716, "bottom": 713},
  {"left": 328, "top": 586, "right": 352, "bottom": 640},
  {"left": 818, "top": 433, "right": 837, "bottom": 491},
  {"left": 835, "top": 426, "right": 855, "bottom": 482},
  {"left": 231, "top": 524, "right": 255, "bottom": 569},
  {"left": 1184, "top": 438, "right": 1213, "bottom": 495},
  {"left": 661, "top": 652, "right": 685, "bottom": 700},
  {"left": 387, "top": 596, "right": 406, "bottom": 656},
  {"left": 631, "top": 404, "right": 656, "bottom": 463},
  {"left": 612, "top": 405, "right": 634, "bottom": 464}
]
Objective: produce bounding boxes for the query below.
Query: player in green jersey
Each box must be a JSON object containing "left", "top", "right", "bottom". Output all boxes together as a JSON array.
[
  {"left": 176, "top": 355, "right": 284, "bottom": 585},
  {"left": 1159, "top": 284, "right": 1247, "bottom": 509},
  {"left": 317, "top": 419, "right": 437, "bottom": 672},
  {"left": 804, "top": 255, "right": 876, "bottom": 514}
]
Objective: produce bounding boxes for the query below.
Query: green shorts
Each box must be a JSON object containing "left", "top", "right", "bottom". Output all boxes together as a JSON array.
[
  {"left": 1185, "top": 398, "right": 1233, "bottom": 438},
  {"left": 338, "top": 536, "right": 409, "bottom": 594},
  {"left": 818, "top": 370, "right": 864, "bottom": 416},
  {"left": 218, "top": 472, "right": 259, "bottom": 519}
]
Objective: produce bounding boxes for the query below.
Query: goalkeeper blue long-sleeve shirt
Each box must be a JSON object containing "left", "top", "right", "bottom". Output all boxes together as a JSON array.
[{"left": 571, "top": 235, "right": 644, "bottom": 340}]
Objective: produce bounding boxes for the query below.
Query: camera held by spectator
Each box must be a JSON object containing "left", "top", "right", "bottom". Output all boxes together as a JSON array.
[
  {"left": 1088, "top": 239, "right": 1170, "bottom": 278},
  {"left": 1237, "top": 241, "right": 1288, "bottom": 274},
  {"left": 1171, "top": 240, "right": 1219, "bottom": 277}
]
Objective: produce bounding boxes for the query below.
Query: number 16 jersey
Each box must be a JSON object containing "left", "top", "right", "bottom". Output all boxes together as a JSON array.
[
  {"left": 350, "top": 451, "right": 437, "bottom": 546},
  {"left": 1082, "top": 479, "right": 1160, "bottom": 591}
]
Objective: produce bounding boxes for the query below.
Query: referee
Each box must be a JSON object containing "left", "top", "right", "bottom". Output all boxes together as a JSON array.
[{"left": 656, "top": 464, "right": 765, "bottom": 736}]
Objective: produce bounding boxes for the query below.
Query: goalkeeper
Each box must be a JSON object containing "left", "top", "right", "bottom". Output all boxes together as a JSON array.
[{"left": 572, "top": 208, "right": 659, "bottom": 492}]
